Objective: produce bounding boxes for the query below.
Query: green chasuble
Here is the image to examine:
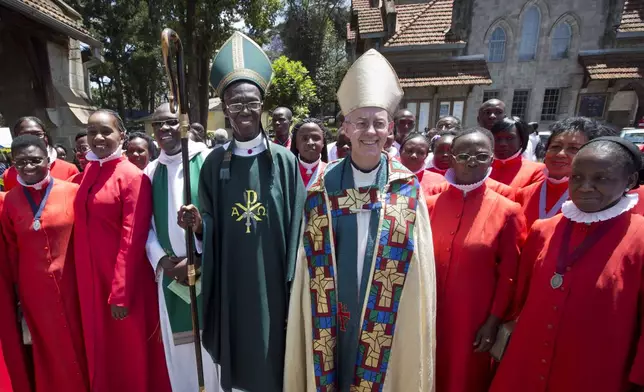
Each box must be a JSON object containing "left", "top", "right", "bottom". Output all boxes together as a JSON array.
[
  {"left": 283, "top": 154, "right": 438, "bottom": 392},
  {"left": 152, "top": 153, "right": 204, "bottom": 342},
  {"left": 199, "top": 143, "right": 306, "bottom": 392}
]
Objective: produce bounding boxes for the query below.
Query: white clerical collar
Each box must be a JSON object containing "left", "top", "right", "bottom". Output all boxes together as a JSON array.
[
  {"left": 543, "top": 168, "right": 569, "bottom": 184},
  {"left": 18, "top": 173, "right": 51, "bottom": 190},
  {"left": 299, "top": 156, "right": 320, "bottom": 175},
  {"left": 158, "top": 140, "right": 208, "bottom": 165},
  {"left": 561, "top": 194, "right": 639, "bottom": 223},
  {"left": 445, "top": 167, "right": 492, "bottom": 195},
  {"left": 86, "top": 147, "right": 123, "bottom": 166},
  {"left": 496, "top": 150, "right": 522, "bottom": 164},
  {"left": 223, "top": 133, "right": 267, "bottom": 157},
  {"left": 351, "top": 161, "right": 380, "bottom": 188}
]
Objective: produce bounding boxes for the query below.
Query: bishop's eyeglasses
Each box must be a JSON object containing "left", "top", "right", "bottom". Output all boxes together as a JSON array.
[
  {"left": 452, "top": 153, "right": 492, "bottom": 164},
  {"left": 227, "top": 101, "right": 262, "bottom": 113}
]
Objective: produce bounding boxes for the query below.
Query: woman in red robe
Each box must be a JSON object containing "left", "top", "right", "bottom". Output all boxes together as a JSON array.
[
  {"left": 0, "top": 192, "right": 31, "bottom": 392},
  {"left": 398, "top": 132, "right": 445, "bottom": 186},
  {"left": 491, "top": 137, "right": 644, "bottom": 392},
  {"left": 426, "top": 127, "right": 527, "bottom": 392},
  {"left": 428, "top": 129, "right": 457, "bottom": 176},
  {"left": 516, "top": 117, "right": 610, "bottom": 229},
  {"left": 1, "top": 135, "right": 87, "bottom": 391},
  {"left": 74, "top": 109, "right": 170, "bottom": 392},
  {"left": 490, "top": 117, "right": 545, "bottom": 189},
  {"left": 290, "top": 118, "right": 328, "bottom": 189},
  {"left": 2, "top": 117, "right": 78, "bottom": 191}
]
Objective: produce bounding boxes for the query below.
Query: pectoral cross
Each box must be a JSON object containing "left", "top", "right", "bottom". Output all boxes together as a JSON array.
[{"left": 338, "top": 302, "right": 350, "bottom": 332}]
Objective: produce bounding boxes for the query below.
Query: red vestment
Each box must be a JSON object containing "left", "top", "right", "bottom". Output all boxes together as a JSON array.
[
  {"left": 490, "top": 156, "right": 545, "bottom": 189},
  {"left": 422, "top": 176, "right": 515, "bottom": 201},
  {"left": 490, "top": 213, "right": 644, "bottom": 392},
  {"left": 0, "top": 193, "right": 31, "bottom": 392},
  {"left": 516, "top": 178, "right": 569, "bottom": 229},
  {"left": 2, "top": 180, "right": 88, "bottom": 391},
  {"left": 298, "top": 160, "right": 327, "bottom": 188},
  {"left": 427, "top": 185, "right": 526, "bottom": 392},
  {"left": 428, "top": 167, "right": 447, "bottom": 176},
  {"left": 68, "top": 171, "right": 85, "bottom": 185},
  {"left": 631, "top": 187, "right": 644, "bottom": 216},
  {"left": 73, "top": 158, "right": 170, "bottom": 392},
  {"left": 272, "top": 137, "right": 291, "bottom": 149},
  {"left": 2, "top": 160, "right": 78, "bottom": 191}
]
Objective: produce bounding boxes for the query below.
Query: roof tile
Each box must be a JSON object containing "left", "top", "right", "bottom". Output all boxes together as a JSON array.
[
  {"left": 397, "top": 58, "right": 492, "bottom": 87},
  {"left": 358, "top": 8, "right": 384, "bottom": 34},
  {"left": 580, "top": 52, "right": 644, "bottom": 80},
  {"left": 619, "top": 0, "right": 644, "bottom": 33},
  {"left": 347, "top": 23, "right": 356, "bottom": 41},
  {"left": 385, "top": 0, "right": 459, "bottom": 47},
  {"left": 352, "top": 0, "right": 373, "bottom": 11},
  {"left": 20, "top": 0, "right": 90, "bottom": 35}
]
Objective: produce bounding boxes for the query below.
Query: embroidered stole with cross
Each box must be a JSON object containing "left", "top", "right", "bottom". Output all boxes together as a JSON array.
[{"left": 303, "top": 156, "right": 419, "bottom": 391}]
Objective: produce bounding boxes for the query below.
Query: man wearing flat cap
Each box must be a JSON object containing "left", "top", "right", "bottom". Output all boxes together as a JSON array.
[
  {"left": 185, "top": 31, "right": 306, "bottom": 392},
  {"left": 284, "top": 49, "right": 437, "bottom": 391}
]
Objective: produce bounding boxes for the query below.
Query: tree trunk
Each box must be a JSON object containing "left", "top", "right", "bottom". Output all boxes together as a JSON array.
[
  {"left": 113, "top": 62, "right": 126, "bottom": 119},
  {"left": 198, "top": 50, "right": 210, "bottom": 128},
  {"left": 185, "top": 0, "right": 200, "bottom": 124}
]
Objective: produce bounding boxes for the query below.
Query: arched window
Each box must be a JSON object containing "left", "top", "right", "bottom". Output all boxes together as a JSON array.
[
  {"left": 551, "top": 22, "right": 572, "bottom": 59},
  {"left": 519, "top": 6, "right": 540, "bottom": 61},
  {"left": 488, "top": 27, "right": 506, "bottom": 62}
]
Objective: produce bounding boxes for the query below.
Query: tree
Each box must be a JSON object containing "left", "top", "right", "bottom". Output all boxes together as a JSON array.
[
  {"left": 315, "top": 18, "right": 348, "bottom": 115},
  {"left": 264, "top": 56, "right": 318, "bottom": 120}
]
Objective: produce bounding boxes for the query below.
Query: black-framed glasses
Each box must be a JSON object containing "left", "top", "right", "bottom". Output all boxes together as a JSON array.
[
  {"left": 151, "top": 119, "right": 180, "bottom": 129},
  {"left": 75, "top": 145, "right": 91, "bottom": 153},
  {"left": 452, "top": 153, "right": 492, "bottom": 164},
  {"left": 14, "top": 157, "right": 45, "bottom": 168},
  {"left": 227, "top": 101, "right": 262, "bottom": 113}
]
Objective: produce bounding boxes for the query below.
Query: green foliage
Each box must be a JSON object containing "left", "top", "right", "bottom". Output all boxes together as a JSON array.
[{"left": 264, "top": 56, "right": 318, "bottom": 120}]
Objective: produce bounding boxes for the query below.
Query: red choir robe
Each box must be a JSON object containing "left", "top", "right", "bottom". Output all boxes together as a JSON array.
[
  {"left": 298, "top": 160, "right": 327, "bottom": 189},
  {"left": 631, "top": 187, "right": 644, "bottom": 216},
  {"left": 273, "top": 136, "right": 291, "bottom": 149},
  {"left": 2, "top": 160, "right": 78, "bottom": 192},
  {"left": 73, "top": 157, "right": 170, "bottom": 392},
  {"left": 423, "top": 176, "right": 516, "bottom": 201},
  {"left": 490, "top": 155, "right": 545, "bottom": 189},
  {"left": 68, "top": 171, "right": 84, "bottom": 185},
  {"left": 490, "top": 213, "right": 644, "bottom": 392},
  {"left": 0, "top": 193, "right": 31, "bottom": 392},
  {"left": 427, "top": 185, "right": 526, "bottom": 392},
  {"left": 516, "top": 178, "right": 569, "bottom": 229},
  {"left": 1, "top": 180, "right": 88, "bottom": 391},
  {"left": 428, "top": 167, "right": 447, "bottom": 176}
]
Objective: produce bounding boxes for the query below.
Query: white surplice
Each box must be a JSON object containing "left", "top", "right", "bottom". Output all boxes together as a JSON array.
[{"left": 144, "top": 141, "right": 221, "bottom": 392}]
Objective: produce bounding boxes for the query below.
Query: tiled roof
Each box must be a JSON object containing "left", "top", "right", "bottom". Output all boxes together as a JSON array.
[
  {"left": 579, "top": 51, "right": 644, "bottom": 80},
  {"left": 347, "top": 23, "right": 356, "bottom": 41},
  {"left": 619, "top": 0, "right": 644, "bottom": 33},
  {"left": 19, "top": 0, "right": 90, "bottom": 35},
  {"left": 396, "top": 58, "right": 492, "bottom": 87},
  {"left": 385, "top": 0, "right": 459, "bottom": 47},
  {"left": 352, "top": 0, "right": 373, "bottom": 11},
  {"left": 357, "top": 8, "right": 384, "bottom": 34}
]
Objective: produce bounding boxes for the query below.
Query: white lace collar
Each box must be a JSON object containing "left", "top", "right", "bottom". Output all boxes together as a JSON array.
[
  {"left": 158, "top": 140, "right": 208, "bottom": 166},
  {"left": 495, "top": 150, "right": 522, "bottom": 164},
  {"left": 86, "top": 147, "right": 123, "bottom": 166},
  {"left": 223, "top": 133, "right": 267, "bottom": 157},
  {"left": 561, "top": 194, "right": 639, "bottom": 223},
  {"left": 445, "top": 167, "right": 492, "bottom": 195},
  {"left": 18, "top": 173, "right": 51, "bottom": 190},
  {"left": 299, "top": 156, "right": 320, "bottom": 175},
  {"left": 543, "top": 168, "right": 569, "bottom": 184}
]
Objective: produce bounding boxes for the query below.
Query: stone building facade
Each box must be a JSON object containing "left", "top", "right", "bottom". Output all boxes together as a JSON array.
[
  {"left": 347, "top": 0, "right": 644, "bottom": 130},
  {"left": 0, "top": 0, "right": 101, "bottom": 149}
]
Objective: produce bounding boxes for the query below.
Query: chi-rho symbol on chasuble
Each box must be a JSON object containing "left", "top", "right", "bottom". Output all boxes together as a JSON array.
[{"left": 230, "top": 189, "right": 267, "bottom": 233}]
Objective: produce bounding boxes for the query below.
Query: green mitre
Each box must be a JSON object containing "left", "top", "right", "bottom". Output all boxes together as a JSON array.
[{"left": 209, "top": 32, "right": 273, "bottom": 97}]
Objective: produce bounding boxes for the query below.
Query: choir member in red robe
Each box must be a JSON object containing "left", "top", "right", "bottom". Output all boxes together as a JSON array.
[
  {"left": 428, "top": 129, "right": 458, "bottom": 176},
  {"left": 1, "top": 135, "right": 87, "bottom": 391},
  {"left": 123, "top": 132, "right": 158, "bottom": 171},
  {"left": 516, "top": 117, "right": 610, "bottom": 229},
  {"left": 490, "top": 117, "right": 545, "bottom": 189},
  {"left": 398, "top": 132, "right": 444, "bottom": 186},
  {"left": 0, "top": 192, "right": 31, "bottom": 392},
  {"left": 290, "top": 118, "right": 328, "bottom": 189},
  {"left": 426, "top": 127, "right": 526, "bottom": 392},
  {"left": 3, "top": 117, "right": 78, "bottom": 191},
  {"left": 491, "top": 137, "right": 644, "bottom": 392},
  {"left": 73, "top": 109, "right": 170, "bottom": 392}
]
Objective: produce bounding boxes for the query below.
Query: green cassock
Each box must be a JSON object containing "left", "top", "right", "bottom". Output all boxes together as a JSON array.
[{"left": 199, "top": 143, "right": 306, "bottom": 392}]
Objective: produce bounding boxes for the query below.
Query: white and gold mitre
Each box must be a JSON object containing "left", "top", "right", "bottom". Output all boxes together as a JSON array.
[{"left": 337, "top": 49, "right": 404, "bottom": 116}]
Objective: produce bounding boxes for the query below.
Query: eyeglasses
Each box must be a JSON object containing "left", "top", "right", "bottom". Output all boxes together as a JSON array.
[
  {"left": 151, "top": 119, "right": 180, "bottom": 129},
  {"left": 452, "top": 153, "right": 492, "bottom": 164},
  {"left": 546, "top": 145, "right": 580, "bottom": 156},
  {"left": 14, "top": 157, "right": 45, "bottom": 168},
  {"left": 75, "top": 145, "right": 91, "bottom": 153},
  {"left": 227, "top": 101, "right": 262, "bottom": 113},
  {"left": 345, "top": 120, "right": 389, "bottom": 132}
]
